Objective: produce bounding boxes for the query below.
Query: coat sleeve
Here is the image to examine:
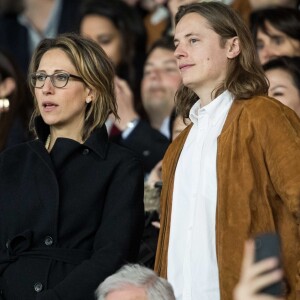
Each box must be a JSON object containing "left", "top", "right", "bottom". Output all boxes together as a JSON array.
[
  {"left": 259, "top": 105, "right": 300, "bottom": 216},
  {"left": 37, "top": 156, "right": 144, "bottom": 300},
  {"left": 256, "top": 102, "right": 300, "bottom": 296}
]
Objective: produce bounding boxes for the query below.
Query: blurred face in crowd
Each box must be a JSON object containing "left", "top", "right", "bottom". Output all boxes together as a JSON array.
[
  {"left": 168, "top": 0, "right": 196, "bottom": 18},
  {"left": 249, "top": 0, "right": 298, "bottom": 9},
  {"left": 121, "top": 0, "right": 140, "bottom": 6},
  {"left": 80, "top": 15, "right": 122, "bottom": 67},
  {"left": 256, "top": 21, "right": 300, "bottom": 64},
  {"left": 141, "top": 47, "right": 181, "bottom": 117},
  {"left": 105, "top": 286, "right": 147, "bottom": 300},
  {"left": 265, "top": 68, "right": 300, "bottom": 117}
]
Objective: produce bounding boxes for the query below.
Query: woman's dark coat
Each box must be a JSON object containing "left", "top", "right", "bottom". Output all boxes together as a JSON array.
[{"left": 0, "top": 118, "right": 145, "bottom": 299}]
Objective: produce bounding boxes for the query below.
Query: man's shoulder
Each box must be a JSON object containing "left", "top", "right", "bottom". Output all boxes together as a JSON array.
[
  {"left": 236, "top": 95, "right": 296, "bottom": 120},
  {"left": 238, "top": 95, "right": 286, "bottom": 111}
]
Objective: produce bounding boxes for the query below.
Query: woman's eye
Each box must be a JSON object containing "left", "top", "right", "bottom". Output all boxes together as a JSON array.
[
  {"left": 97, "top": 36, "right": 112, "bottom": 45},
  {"left": 272, "top": 36, "right": 283, "bottom": 45},
  {"left": 55, "top": 74, "right": 68, "bottom": 81},
  {"left": 273, "top": 92, "right": 284, "bottom": 97},
  {"left": 190, "top": 38, "right": 197, "bottom": 44},
  {"left": 256, "top": 41, "right": 264, "bottom": 50},
  {"left": 36, "top": 74, "right": 46, "bottom": 81}
]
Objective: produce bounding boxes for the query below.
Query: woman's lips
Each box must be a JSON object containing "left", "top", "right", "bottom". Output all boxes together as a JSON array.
[{"left": 42, "top": 102, "right": 58, "bottom": 112}]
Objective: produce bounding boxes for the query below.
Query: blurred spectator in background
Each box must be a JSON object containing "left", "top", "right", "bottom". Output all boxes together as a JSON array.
[
  {"left": 248, "top": 0, "right": 300, "bottom": 9},
  {"left": 80, "top": 0, "right": 146, "bottom": 111},
  {"left": 166, "top": 0, "right": 234, "bottom": 36},
  {"left": 263, "top": 56, "right": 300, "bottom": 117},
  {"left": 165, "top": 0, "right": 197, "bottom": 38},
  {"left": 141, "top": 36, "right": 181, "bottom": 139},
  {"left": 96, "top": 264, "right": 176, "bottom": 300},
  {"left": 0, "top": 49, "right": 32, "bottom": 152},
  {"left": 80, "top": 0, "right": 170, "bottom": 176},
  {"left": 139, "top": 111, "right": 190, "bottom": 269},
  {"left": 142, "top": 0, "right": 169, "bottom": 49},
  {"left": 0, "top": 0, "right": 81, "bottom": 74},
  {"left": 0, "top": 0, "right": 23, "bottom": 15},
  {"left": 250, "top": 7, "right": 300, "bottom": 64},
  {"left": 231, "top": 0, "right": 299, "bottom": 26}
]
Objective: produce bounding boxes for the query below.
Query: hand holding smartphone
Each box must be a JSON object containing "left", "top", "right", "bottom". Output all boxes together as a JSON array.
[
  {"left": 234, "top": 233, "right": 285, "bottom": 300},
  {"left": 254, "top": 233, "right": 285, "bottom": 297}
]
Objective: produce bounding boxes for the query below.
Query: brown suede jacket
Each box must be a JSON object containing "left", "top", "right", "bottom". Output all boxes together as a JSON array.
[{"left": 155, "top": 96, "right": 300, "bottom": 300}]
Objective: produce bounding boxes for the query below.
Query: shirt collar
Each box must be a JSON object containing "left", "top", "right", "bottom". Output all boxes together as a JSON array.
[{"left": 189, "top": 90, "right": 234, "bottom": 126}]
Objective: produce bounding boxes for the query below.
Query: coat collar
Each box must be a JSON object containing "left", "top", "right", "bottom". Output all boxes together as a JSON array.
[{"left": 33, "top": 116, "right": 109, "bottom": 159}]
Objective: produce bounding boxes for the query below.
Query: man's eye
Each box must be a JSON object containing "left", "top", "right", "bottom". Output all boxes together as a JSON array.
[{"left": 55, "top": 73, "right": 68, "bottom": 81}]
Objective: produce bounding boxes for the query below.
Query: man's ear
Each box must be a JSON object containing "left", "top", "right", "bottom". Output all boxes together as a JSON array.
[{"left": 227, "top": 37, "right": 240, "bottom": 59}]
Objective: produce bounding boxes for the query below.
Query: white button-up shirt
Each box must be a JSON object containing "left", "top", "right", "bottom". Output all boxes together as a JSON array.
[{"left": 168, "top": 90, "right": 234, "bottom": 300}]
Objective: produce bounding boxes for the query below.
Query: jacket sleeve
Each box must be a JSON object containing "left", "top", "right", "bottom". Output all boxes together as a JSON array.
[
  {"left": 259, "top": 105, "right": 300, "bottom": 216},
  {"left": 37, "top": 156, "right": 144, "bottom": 300},
  {"left": 256, "top": 103, "right": 300, "bottom": 297}
]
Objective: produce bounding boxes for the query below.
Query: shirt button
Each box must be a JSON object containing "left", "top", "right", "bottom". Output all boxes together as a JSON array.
[
  {"left": 44, "top": 236, "right": 53, "bottom": 246},
  {"left": 34, "top": 282, "right": 43, "bottom": 293},
  {"left": 82, "top": 148, "right": 89, "bottom": 155}
]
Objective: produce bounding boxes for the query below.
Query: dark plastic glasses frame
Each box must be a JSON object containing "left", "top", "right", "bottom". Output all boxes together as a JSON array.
[{"left": 29, "top": 72, "right": 83, "bottom": 88}]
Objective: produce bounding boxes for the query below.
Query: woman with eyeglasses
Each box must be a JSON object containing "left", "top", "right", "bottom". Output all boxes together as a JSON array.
[{"left": 0, "top": 33, "right": 144, "bottom": 300}]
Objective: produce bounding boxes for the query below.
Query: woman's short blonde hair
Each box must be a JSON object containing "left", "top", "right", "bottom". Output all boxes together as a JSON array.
[{"left": 28, "top": 33, "right": 118, "bottom": 140}]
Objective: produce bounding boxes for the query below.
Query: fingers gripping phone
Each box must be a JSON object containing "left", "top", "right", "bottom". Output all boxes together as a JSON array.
[{"left": 254, "top": 233, "right": 285, "bottom": 297}]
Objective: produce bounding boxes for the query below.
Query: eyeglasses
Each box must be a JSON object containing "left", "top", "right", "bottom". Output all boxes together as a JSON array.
[{"left": 29, "top": 72, "right": 83, "bottom": 88}]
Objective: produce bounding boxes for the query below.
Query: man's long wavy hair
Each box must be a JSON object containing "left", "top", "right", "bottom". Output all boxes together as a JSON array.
[{"left": 175, "top": 2, "right": 269, "bottom": 118}]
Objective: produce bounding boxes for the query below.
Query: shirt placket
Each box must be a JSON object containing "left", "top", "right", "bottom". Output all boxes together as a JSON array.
[{"left": 182, "top": 112, "right": 209, "bottom": 300}]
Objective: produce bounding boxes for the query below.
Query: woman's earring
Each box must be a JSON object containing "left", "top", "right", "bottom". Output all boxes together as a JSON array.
[
  {"left": 0, "top": 97, "right": 10, "bottom": 111},
  {"left": 86, "top": 97, "right": 91, "bottom": 104}
]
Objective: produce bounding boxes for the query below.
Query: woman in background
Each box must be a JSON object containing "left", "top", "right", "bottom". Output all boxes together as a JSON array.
[
  {"left": 263, "top": 56, "right": 300, "bottom": 117},
  {"left": 0, "top": 49, "right": 32, "bottom": 152},
  {"left": 79, "top": 0, "right": 146, "bottom": 113},
  {"left": 250, "top": 7, "right": 300, "bottom": 64}
]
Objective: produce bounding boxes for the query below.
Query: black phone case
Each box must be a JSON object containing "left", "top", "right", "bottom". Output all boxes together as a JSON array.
[{"left": 254, "top": 233, "right": 284, "bottom": 296}]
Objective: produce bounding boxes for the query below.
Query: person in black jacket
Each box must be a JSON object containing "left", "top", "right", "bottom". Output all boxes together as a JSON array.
[
  {"left": 0, "top": 0, "right": 82, "bottom": 74},
  {"left": 0, "top": 33, "right": 144, "bottom": 300}
]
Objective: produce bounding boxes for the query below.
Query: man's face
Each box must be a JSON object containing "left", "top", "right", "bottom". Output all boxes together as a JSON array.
[
  {"left": 174, "top": 13, "right": 230, "bottom": 98},
  {"left": 105, "top": 286, "right": 147, "bottom": 300},
  {"left": 141, "top": 47, "right": 181, "bottom": 117}
]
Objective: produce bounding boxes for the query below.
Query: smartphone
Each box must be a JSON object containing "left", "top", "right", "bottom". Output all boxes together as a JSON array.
[{"left": 254, "top": 232, "right": 284, "bottom": 296}]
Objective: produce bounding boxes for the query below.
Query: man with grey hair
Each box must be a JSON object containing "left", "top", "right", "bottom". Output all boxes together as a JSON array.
[{"left": 96, "top": 264, "right": 175, "bottom": 300}]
